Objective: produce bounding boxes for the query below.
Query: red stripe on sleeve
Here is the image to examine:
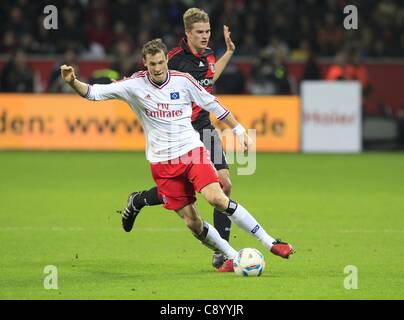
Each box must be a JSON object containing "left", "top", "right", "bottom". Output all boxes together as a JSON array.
[{"left": 168, "top": 48, "right": 184, "bottom": 60}]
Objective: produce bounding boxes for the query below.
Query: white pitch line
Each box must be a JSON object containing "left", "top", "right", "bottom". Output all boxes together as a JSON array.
[
  {"left": 0, "top": 226, "right": 187, "bottom": 232},
  {"left": 338, "top": 229, "right": 404, "bottom": 233},
  {"left": 0, "top": 227, "right": 403, "bottom": 233}
]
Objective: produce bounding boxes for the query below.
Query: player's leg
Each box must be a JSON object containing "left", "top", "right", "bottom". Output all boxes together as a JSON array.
[
  {"left": 188, "top": 147, "right": 293, "bottom": 259},
  {"left": 215, "top": 169, "right": 232, "bottom": 241},
  {"left": 200, "top": 182, "right": 294, "bottom": 259},
  {"left": 201, "top": 127, "right": 233, "bottom": 268},
  {"left": 175, "top": 203, "right": 238, "bottom": 260},
  {"left": 212, "top": 168, "right": 233, "bottom": 270},
  {"left": 135, "top": 187, "right": 164, "bottom": 208},
  {"left": 121, "top": 187, "right": 164, "bottom": 232},
  {"left": 142, "top": 150, "right": 238, "bottom": 267}
]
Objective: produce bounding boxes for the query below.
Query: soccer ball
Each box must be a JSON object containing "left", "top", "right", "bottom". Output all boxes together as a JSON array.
[{"left": 233, "top": 248, "right": 266, "bottom": 277}]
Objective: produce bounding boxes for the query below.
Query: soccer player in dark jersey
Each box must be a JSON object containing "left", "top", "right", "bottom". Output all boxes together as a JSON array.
[{"left": 121, "top": 8, "right": 237, "bottom": 272}]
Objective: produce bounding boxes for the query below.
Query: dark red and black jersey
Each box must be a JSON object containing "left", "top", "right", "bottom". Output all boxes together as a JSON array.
[{"left": 168, "top": 38, "right": 216, "bottom": 131}]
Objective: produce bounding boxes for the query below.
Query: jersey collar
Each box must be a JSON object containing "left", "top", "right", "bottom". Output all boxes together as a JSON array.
[
  {"left": 181, "top": 38, "right": 206, "bottom": 58},
  {"left": 147, "top": 71, "right": 171, "bottom": 89}
]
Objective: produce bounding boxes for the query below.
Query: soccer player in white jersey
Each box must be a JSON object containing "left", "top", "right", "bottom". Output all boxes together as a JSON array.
[{"left": 60, "top": 39, "right": 294, "bottom": 268}]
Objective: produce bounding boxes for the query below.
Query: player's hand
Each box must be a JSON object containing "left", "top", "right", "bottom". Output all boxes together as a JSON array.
[
  {"left": 223, "top": 25, "right": 235, "bottom": 52},
  {"left": 238, "top": 132, "right": 254, "bottom": 152},
  {"left": 60, "top": 65, "right": 76, "bottom": 84}
]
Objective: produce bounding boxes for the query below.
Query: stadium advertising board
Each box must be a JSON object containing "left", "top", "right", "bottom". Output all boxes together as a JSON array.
[
  {"left": 301, "top": 81, "right": 362, "bottom": 153},
  {"left": 214, "top": 96, "right": 300, "bottom": 152},
  {"left": 0, "top": 95, "right": 300, "bottom": 152}
]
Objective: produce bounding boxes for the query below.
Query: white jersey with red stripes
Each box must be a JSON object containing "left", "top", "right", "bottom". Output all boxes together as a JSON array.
[{"left": 84, "top": 70, "right": 229, "bottom": 162}]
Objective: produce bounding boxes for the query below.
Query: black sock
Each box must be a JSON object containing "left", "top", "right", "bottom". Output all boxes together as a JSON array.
[
  {"left": 213, "top": 208, "right": 231, "bottom": 242},
  {"left": 133, "top": 187, "right": 164, "bottom": 209}
]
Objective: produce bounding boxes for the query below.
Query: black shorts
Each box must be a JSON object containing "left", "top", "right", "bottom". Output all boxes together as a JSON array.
[{"left": 198, "top": 125, "right": 229, "bottom": 171}]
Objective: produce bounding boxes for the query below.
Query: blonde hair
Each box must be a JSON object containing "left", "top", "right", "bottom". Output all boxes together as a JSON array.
[
  {"left": 183, "top": 8, "right": 209, "bottom": 31},
  {"left": 141, "top": 38, "right": 168, "bottom": 59}
]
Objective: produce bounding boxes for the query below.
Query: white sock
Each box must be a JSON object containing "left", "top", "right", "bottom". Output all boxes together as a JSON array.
[
  {"left": 204, "top": 222, "right": 238, "bottom": 260},
  {"left": 227, "top": 202, "right": 276, "bottom": 249}
]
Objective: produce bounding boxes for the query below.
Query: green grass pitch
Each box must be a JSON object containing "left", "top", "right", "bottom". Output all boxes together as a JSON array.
[{"left": 0, "top": 151, "right": 403, "bottom": 300}]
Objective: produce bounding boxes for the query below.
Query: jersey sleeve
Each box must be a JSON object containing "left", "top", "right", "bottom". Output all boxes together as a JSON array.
[
  {"left": 184, "top": 73, "right": 230, "bottom": 121},
  {"left": 84, "top": 80, "right": 132, "bottom": 101},
  {"left": 167, "top": 47, "right": 183, "bottom": 70}
]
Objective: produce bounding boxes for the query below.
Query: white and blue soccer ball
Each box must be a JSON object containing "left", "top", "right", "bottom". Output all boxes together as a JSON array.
[{"left": 233, "top": 248, "right": 266, "bottom": 277}]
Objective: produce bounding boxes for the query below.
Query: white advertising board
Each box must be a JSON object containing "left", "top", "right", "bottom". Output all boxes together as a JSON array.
[{"left": 301, "top": 81, "right": 362, "bottom": 153}]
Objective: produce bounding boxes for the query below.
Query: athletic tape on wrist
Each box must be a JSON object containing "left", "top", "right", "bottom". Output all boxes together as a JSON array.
[{"left": 232, "top": 124, "right": 246, "bottom": 136}]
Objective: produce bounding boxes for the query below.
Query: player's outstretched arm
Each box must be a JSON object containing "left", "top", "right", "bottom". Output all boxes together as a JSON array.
[
  {"left": 213, "top": 25, "right": 235, "bottom": 83},
  {"left": 60, "top": 64, "right": 89, "bottom": 96},
  {"left": 61, "top": 65, "right": 131, "bottom": 101}
]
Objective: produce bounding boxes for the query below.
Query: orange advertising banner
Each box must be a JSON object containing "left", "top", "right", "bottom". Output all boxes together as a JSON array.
[
  {"left": 215, "top": 96, "right": 300, "bottom": 152},
  {"left": 0, "top": 94, "right": 300, "bottom": 152}
]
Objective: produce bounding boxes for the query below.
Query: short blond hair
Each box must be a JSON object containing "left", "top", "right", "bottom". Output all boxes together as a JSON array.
[
  {"left": 141, "top": 38, "right": 168, "bottom": 59},
  {"left": 183, "top": 8, "right": 209, "bottom": 31}
]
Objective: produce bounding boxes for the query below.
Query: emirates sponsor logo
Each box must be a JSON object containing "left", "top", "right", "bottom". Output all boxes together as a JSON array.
[
  {"left": 145, "top": 103, "right": 183, "bottom": 118},
  {"left": 145, "top": 109, "right": 183, "bottom": 118}
]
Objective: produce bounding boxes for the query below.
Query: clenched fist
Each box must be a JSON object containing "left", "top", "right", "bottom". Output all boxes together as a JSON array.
[{"left": 60, "top": 64, "right": 76, "bottom": 84}]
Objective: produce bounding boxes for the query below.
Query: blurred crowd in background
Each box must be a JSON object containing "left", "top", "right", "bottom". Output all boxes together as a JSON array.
[
  {"left": 0, "top": 0, "right": 403, "bottom": 99},
  {"left": 2, "top": 0, "right": 403, "bottom": 57}
]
